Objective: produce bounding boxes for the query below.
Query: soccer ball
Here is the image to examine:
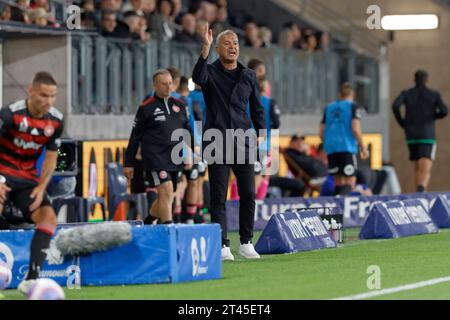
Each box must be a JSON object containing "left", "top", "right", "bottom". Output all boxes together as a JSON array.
[
  {"left": 0, "top": 260, "right": 12, "bottom": 289},
  {"left": 27, "top": 278, "right": 65, "bottom": 300}
]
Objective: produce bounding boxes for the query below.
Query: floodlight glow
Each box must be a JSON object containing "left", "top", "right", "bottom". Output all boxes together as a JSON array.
[{"left": 381, "top": 14, "right": 439, "bottom": 30}]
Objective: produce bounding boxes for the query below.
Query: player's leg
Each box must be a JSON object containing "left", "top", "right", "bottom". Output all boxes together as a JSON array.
[
  {"left": 192, "top": 176, "right": 206, "bottom": 223},
  {"left": 184, "top": 179, "right": 199, "bottom": 224},
  {"left": 174, "top": 175, "right": 187, "bottom": 223},
  {"left": 208, "top": 163, "right": 231, "bottom": 247},
  {"left": 27, "top": 205, "right": 57, "bottom": 280},
  {"left": 232, "top": 163, "right": 256, "bottom": 245},
  {"left": 154, "top": 179, "right": 175, "bottom": 223},
  {"left": 143, "top": 170, "right": 170, "bottom": 224},
  {"left": 416, "top": 158, "right": 433, "bottom": 192},
  {"left": 411, "top": 144, "right": 435, "bottom": 192}
]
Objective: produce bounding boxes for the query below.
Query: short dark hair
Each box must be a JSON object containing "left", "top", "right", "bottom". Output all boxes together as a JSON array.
[
  {"left": 415, "top": 70, "right": 428, "bottom": 85},
  {"left": 290, "top": 134, "right": 305, "bottom": 143},
  {"left": 32, "top": 71, "right": 57, "bottom": 87},
  {"left": 157, "top": 0, "right": 174, "bottom": 15},
  {"left": 339, "top": 82, "right": 353, "bottom": 98},
  {"left": 152, "top": 69, "right": 171, "bottom": 82},
  {"left": 247, "top": 58, "right": 265, "bottom": 71},
  {"left": 179, "top": 76, "right": 189, "bottom": 91}
]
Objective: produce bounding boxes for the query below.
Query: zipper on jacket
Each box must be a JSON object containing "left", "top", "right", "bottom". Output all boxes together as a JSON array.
[{"left": 164, "top": 98, "right": 171, "bottom": 114}]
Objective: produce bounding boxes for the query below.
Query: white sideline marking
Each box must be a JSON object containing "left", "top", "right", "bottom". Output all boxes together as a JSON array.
[{"left": 333, "top": 276, "right": 450, "bottom": 300}]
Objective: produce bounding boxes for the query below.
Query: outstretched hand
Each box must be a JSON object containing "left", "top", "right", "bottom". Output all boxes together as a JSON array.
[{"left": 202, "top": 22, "right": 213, "bottom": 47}]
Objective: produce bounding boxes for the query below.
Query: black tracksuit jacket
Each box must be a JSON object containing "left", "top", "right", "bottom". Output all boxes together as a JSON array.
[
  {"left": 124, "top": 95, "right": 192, "bottom": 171},
  {"left": 192, "top": 56, "right": 266, "bottom": 138},
  {"left": 392, "top": 85, "right": 448, "bottom": 142}
]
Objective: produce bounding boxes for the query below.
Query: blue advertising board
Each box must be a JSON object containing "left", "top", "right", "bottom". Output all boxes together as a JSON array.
[
  {"left": 429, "top": 195, "right": 450, "bottom": 228},
  {"left": 226, "top": 192, "right": 450, "bottom": 230},
  {"left": 0, "top": 223, "right": 221, "bottom": 289},
  {"left": 255, "top": 210, "right": 336, "bottom": 255},
  {"left": 359, "top": 200, "right": 438, "bottom": 239}
]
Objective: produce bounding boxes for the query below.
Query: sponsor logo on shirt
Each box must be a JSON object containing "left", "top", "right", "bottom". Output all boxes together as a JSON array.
[{"left": 44, "top": 125, "right": 55, "bottom": 137}]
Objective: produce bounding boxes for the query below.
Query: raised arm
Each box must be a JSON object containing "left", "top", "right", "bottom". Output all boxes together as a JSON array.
[{"left": 192, "top": 22, "right": 213, "bottom": 86}]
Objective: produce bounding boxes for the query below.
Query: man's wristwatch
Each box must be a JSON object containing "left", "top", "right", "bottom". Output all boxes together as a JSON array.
[{"left": 0, "top": 175, "right": 6, "bottom": 184}]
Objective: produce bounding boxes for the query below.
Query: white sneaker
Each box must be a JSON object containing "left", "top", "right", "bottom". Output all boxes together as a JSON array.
[
  {"left": 18, "top": 279, "right": 37, "bottom": 296},
  {"left": 239, "top": 242, "right": 260, "bottom": 259},
  {"left": 221, "top": 246, "right": 235, "bottom": 261},
  {"left": 186, "top": 219, "right": 194, "bottom": 225}
]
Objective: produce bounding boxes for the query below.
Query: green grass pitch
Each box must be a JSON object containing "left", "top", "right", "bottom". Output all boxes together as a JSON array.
[{"left": 2, "top": 228, "right": 450, "bottom": 300}]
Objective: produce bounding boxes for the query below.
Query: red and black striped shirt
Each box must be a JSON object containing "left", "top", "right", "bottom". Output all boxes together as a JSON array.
[{"left": 0, "top": 99, "right": 64, "bottom": 182}]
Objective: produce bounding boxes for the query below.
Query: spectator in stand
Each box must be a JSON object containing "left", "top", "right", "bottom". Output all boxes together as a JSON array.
[
  {"left": 81, "top": 0, "right": 95, "bottom": 12},
  {"left": 17, "top": 0, "right": 30, "bottom": 11},
  {"left": 243, "top": 22, "right": 263, "bottom": 48},
  {"left": 259, "top": 26, "right": 272, "bottom": 47},
  {"left": 124, "top": 10, "right": 151, "bottom": 41},
  {"left": 100, "top": 0, "right": 130, "bottom": 34},
  {"left": 142, "top": 0, "right": 156, "bottom": 29},
  {"left": 80, "top": 11, "right": 98, "bottom": 29},
  {"left": 142, "top": 0, "right": 156, "bottom": 14},
  {"left": 30, "top": 0, "right": 49, "bottom": 11},
  {"left": 151, "top": 0, "right": 179, "bottom": 41},
  {"left": 100, "top": 0, "right": 123, "bottom": 12},
  {"left": 283, "top": 22, "right": 306, "bottom": 50},
  {"left": 0, "top": 4, "right": 11, "bottom": 21},
  {"left": 27, "top": 7, "right": 51, "bottom": 26},
  {"left": 174, "top": 13, "right": 201, "bottom": 43},
  {"left": 317, "top": 31, "right": 330, "bottom": 51},
  {"left": 100, "top": 10, "right": 117, "bottom": 36},
  {"left": 212, "top": 5, "right": 232, "bottom": 36},
  {"left": 305, "top": 34, "right": 318, "bottom": 53},
  {"left": 170, "top": 0, "right": 186, "bottom": 24},
  {"left": 198, "top": 0, "right": 217, "bottom": 24},
  {"left": 7, "top": 2, "right": 29, "bottom": 23},
  {"left": 278, "top": 27, "right": 294, "bottom": 49}
]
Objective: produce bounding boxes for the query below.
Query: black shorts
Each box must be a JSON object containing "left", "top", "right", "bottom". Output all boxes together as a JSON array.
[
  {"left": 143, "top": 170, "right": 181, "bottom": 191},
  {"left": 1, "top": 174, "right": 52, "bottom": 223},
  {"left": 327, "top": 152, "right": 357, "bottom": 177},
  {"left": 408, "top": 143, "right": 436, "bottom": 161}
]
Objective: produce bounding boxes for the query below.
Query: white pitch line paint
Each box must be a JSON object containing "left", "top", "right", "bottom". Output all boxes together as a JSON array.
[{"left": 334, "top": 276, "right": 450, "bottom": 300}]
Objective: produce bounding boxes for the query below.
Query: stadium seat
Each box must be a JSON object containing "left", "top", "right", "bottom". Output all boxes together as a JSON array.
[
  {"left": 106, "top": 163, "right": 148, "bottom": 220},
  {"left": 52, "top": 196, "right": 86, "bottom": 223}
]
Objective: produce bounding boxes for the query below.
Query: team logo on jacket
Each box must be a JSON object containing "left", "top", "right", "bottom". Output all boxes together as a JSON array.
[
  {"left": 172, "top": 105, "right": 180, "bottom": 113},
  {"left": 44, "top": 125, "right": 55, "bottom": 137},
  {"left": 159, "top": 171, "right": 168, "bottom": 179}
]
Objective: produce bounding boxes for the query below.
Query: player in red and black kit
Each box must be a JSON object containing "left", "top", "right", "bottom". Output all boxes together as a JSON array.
[{"left": 0, "top": 72, "right": 64, "bottom": 294}]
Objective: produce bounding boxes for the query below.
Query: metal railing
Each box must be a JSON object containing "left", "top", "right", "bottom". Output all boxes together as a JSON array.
[{"left": 71, "top": 35, "right": 344, "bottom": 115}]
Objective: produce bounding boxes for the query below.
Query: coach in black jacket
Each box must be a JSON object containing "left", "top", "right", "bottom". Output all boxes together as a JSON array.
[
  {"left": 192, "top": 23, "right": 265, "bottom": 261},
  {"left": 392, "top": 70, "right": 448, "bottom": 192}
]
